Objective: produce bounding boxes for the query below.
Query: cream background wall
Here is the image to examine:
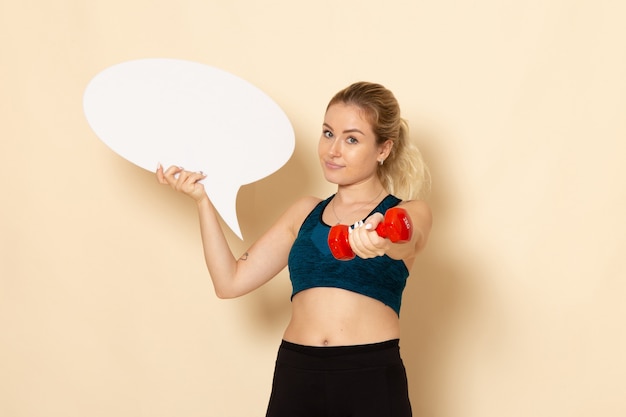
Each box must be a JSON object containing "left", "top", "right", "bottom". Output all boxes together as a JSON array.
[{"left": 1, "top": 1, "right": 625, "bottom": 416}]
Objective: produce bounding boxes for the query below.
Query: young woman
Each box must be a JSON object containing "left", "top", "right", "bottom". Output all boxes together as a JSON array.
[{"left": 157, "top": 82, "right": 432, "bottom": 417}]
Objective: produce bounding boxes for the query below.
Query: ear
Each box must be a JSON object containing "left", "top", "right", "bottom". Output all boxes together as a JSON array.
[{"left": 378, "top": 139, "right": 394, "bottom": 162}]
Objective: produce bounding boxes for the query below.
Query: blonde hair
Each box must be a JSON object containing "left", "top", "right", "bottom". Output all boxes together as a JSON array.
[{"left": 327, "top": 82, "right": 431, "bottom": 200}]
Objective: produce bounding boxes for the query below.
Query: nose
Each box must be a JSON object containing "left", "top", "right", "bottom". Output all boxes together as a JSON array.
[{"left": 328, "top": 138, "right": 341, "bottom": 157}]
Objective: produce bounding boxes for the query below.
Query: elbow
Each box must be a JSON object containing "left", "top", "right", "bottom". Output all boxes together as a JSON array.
[
  {"left": 213, "top": 286, "right": 241, "bottom": 299},
  {"left": 211, "top": 270, "right": 252, "bottom": 299},
  {"left": 214, "top": 288, "right": 233, "bottom": 299},
  {"left": 211, "top": 273, "right": 239, "bottom": 299}
]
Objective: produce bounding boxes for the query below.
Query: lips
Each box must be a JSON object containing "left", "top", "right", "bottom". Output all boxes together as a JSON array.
[{"left": 324, "top": 160, "right": 344, "bottom": 169}]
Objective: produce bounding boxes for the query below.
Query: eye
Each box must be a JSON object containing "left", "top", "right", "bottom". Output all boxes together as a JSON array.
[
  {"left": 323, "top": 129, "right": 334, "bottom": 138},
  {"left": 346, "top": 136, "right": 359, "bottom": 144}
]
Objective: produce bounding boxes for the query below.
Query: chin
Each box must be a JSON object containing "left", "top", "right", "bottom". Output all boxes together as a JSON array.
[{"left": 321, "top": 170, "right": 342, "bottom": 185}]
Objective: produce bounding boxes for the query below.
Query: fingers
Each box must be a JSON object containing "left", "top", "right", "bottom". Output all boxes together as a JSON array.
[
  {"left": 156, "top": 163, "right": 171, "bottom": 185},
  {"left": 157, "top": 165, "right": 200, "bottom": 186},
  {"left": 163, "top": 165, "right": 184, "bottom": 184},
  {"left": 174, "top": 170, "right": 206, "bottom": 193},
  {"left": 363, "top": 212, "right": 384, "bottom": 230},
  {"left": 348, "top": 217, "right": 387, "bottom": 259},
  {"left": 156, "top": 164, "right": 207, "bottom": 200},
  {"left": 156, "top": 164, "right": 181, "bottom": 184}
]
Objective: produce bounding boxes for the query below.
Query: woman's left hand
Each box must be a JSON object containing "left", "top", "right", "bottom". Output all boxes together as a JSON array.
[{"left": 348, "top": 212, "right": 390, "bottom": 259}]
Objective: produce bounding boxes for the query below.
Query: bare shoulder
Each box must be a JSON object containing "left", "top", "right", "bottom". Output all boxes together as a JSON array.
[
  {"left": 282, "top": 195, "right": 324, "bottom": 237},
  {"left": 399, "top": 199, "right": 431, "bottom": 220},
  {"left": 292, "top": 195, "right": 324, "bottom": 210},
  {"left": 289, "top": 195, "right": 323, "bottom": 221}
]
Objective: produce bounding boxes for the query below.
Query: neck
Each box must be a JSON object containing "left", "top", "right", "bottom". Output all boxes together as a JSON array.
[
  {"left": 330, "top": 181, "right": 387, "bottom": 225},
  {"left": 334, "top": 180, "right": 386, "bottom": 204}
]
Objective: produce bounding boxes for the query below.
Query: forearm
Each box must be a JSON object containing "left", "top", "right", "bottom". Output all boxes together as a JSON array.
[
  {"left": 384, "top": 239, "right": 414, "bottom": 260},
  {"left": 195, "top": 197, "right": 240, "bottom": 298}
]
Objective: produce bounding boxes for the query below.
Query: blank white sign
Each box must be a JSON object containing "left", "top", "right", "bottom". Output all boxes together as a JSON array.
[{"left": 83, "top": 58, "right": 295, "bottom": 239}]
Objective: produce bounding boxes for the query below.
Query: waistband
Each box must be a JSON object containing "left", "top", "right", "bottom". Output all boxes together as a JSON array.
[
  {"left": 276, "top": 339, "right": 402, "bottom": 370},
  {"left": 280, "top": 339, "right": 399, "bottom": 356}
]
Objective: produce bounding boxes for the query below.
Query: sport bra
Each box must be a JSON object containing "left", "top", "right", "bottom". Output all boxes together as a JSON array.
[{"left": 288, "top": 194, "right": 410, "bottom": 316}]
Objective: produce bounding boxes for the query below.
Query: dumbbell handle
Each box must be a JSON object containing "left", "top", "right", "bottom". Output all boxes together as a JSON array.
[{"left": 328, "top": 207, "right": 413, "bottom": 261}]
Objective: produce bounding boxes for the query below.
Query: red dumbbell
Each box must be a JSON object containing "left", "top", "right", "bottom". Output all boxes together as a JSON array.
[{"left": 327, "top": 207, "right": 413, "bottom": 260}]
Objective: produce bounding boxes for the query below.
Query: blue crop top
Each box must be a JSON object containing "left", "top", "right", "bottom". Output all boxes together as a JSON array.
[{"left": 288, "top": 194, "right": 410, "bottom": 316}]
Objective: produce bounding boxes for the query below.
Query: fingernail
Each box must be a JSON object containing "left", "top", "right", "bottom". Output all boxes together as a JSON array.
[{"left": 365, "top": 223, "right": 372, "bottom": 230}]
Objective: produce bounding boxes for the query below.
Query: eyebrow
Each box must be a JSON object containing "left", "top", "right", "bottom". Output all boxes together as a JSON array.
[{"left": 323, "top": 123, "right": 365, "bottom": 136}]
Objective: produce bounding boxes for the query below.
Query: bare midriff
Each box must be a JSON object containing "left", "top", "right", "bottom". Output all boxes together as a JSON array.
[{"left": 282, "top": 287, "right": 400, "bottom": 347}]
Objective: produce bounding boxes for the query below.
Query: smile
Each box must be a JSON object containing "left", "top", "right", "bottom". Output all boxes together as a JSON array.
[{"left": 324, "top": 160, "right": 344, "bottom": 169}]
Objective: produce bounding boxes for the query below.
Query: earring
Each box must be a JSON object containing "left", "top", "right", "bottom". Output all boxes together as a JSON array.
[{"left": 378, "top": 159, "right": 384, "bottom": 166}]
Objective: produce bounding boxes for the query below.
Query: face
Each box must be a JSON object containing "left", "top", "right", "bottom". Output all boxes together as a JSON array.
[{"left": 318, "top": 103, "right": 391, "bottom": 186}]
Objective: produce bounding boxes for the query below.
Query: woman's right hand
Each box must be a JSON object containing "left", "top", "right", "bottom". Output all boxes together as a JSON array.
[{"left": 156, "top": 164, "right": 208, "bottom": 202}]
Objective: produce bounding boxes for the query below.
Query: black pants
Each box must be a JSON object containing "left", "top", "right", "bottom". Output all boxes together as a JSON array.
[{"left": 265, "top": 339, "right": 412, "bottom": 417}]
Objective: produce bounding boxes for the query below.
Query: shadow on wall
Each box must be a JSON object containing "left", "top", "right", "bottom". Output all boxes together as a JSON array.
[{"left": 400, "top": 129, "right": 481, "bottom": 417}]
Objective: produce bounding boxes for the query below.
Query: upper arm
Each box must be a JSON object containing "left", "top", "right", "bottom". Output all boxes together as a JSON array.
[{"left": 225, "top": 196, "right": 321, "bottom": 297}]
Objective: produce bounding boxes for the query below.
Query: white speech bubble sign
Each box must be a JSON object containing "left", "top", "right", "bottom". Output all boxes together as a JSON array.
[{"left": 83, "top": 58, "right": 295, "bottom": 239}]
